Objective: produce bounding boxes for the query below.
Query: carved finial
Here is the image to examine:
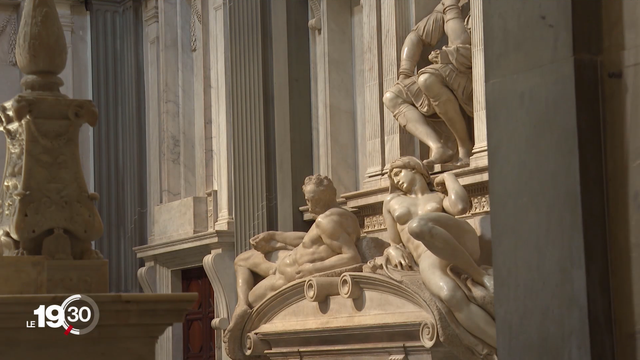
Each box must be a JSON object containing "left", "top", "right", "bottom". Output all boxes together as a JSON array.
[
  {"left": 16, "top": 0, "right": 67, "bottom": 93},
  {"left": 308, "top": 0, "right": 321, "bottom": 32}
]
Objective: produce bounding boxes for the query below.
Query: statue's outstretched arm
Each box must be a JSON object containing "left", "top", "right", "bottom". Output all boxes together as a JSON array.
[{"left": 271, "top": 231, "right": 306, "bottom": 248}]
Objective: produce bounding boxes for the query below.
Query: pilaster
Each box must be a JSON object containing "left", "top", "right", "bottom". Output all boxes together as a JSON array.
[
  {"left": 470, "top": 0, "right": 487, "bottom": 167},
  {"left": 226, "top": 0, "right": 268, "bottom": 253},
  {"left": 362, "top": 0, "right": 384, "bottom": 182},
  {"left": 309, "top": 0, "right": 358, "bottom": 195},
  {"left": 381, "top": 0, "right": 415, "bottom": 167}
]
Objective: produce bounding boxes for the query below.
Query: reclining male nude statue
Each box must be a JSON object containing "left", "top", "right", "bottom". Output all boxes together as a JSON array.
[{"left": 224, "top": 175, "right": 362, "bottom": 343}]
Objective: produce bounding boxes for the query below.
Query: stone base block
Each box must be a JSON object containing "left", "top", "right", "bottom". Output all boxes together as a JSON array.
[
  {"left": 0, "top": 256, "right": 108, "bottom": 294},
  {"left": 0, "top": 293, "right": 197, "bottom": 360},
  {"left": 152, "top": 196, "right": 208, "bottom": 243}
]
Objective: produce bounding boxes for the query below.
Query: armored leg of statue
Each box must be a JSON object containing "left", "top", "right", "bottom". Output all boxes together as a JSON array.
[
  {"left": 419, "top": 254, "right": 497, "bottom": 349},
  {"left": 408, "top": 214, "right": 493, "bottom": 293},
  {"left": 417, "top": 73, "right": 473, "bottom": 166},
  {"left": 383, "top": 91, "right": 455, "bottom": 164}
]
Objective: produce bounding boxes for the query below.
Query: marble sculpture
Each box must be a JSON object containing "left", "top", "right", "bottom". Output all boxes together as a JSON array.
[
  {"left": 375, "top": 156, "right": 496, "bottom": 357},
  {"left": 224, "top": 175, "right": 362, "bottom": 358},
  {"left": 223, "top": 162, "right": 497, "bottom": 360},
  {"left": 383, "top": 0, "right": 474, "bottom": 167}
]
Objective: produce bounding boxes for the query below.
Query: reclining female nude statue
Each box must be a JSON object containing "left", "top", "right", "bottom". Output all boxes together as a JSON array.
[
  {"left": 382, "top": 156, "right": 496, "bottom": 352},
  {"left": 383, "top": 0, "right": 473, "bottom": 167},
  {"left": 224, "top": 175, "right": 362, "bottom": 346}
]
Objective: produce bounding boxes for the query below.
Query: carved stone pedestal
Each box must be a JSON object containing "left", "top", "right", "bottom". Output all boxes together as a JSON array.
[
  {"left": 0, "top": 293, "right": 197, "bottom": 360},
  {"left": 227, "top": 273, "right": 489, "bottom": 360},
  {"left": 0, "top": 256, "right": 108, "bottom": 295}
]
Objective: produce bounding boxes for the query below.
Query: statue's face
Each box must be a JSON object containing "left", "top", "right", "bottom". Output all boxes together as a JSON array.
[
  {"left": 390, "top": 167, "right": 419, "bottom": 193},
  {"left": 304, "top": 184, "right": 327, "bottom": 215}
]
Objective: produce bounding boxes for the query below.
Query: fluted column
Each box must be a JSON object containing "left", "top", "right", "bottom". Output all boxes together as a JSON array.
[
  {"left": 362, "top": 0, "right": 385, "bottom": 182},
  {"left": 470, "top": 0, "right": 487, "bottom": 164},
  {"left": 381, "top": 0, "right": 415, "bottom": 167},
  {"left": 90, "top": 0, "right": 147, "bottom": 292},
  {"left": 227, "top": 0, "right": 268, "bottom": 253},
  {"left": 207, "top": 0, "right": 233, "bottom": 232}
]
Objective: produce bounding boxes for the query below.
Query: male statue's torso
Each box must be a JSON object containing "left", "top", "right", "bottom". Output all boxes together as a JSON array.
[{"left": 275, "top": 207, "right": 360, "bottom": 282}]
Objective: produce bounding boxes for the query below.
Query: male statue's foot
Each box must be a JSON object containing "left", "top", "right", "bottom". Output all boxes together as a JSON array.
[
  {"left": 448, "top": 157, "right": 471, "bottom": 168},
  {"left": 223, "top": 305, "right": 252, "bottom": 344},
  {"left": 423, "top": 146, "right": 455, "bottom": 166}
]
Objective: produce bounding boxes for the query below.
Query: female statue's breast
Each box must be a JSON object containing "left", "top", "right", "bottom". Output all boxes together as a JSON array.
[{"left": 392, "top": 207, "right": 414, "bottom": 226}]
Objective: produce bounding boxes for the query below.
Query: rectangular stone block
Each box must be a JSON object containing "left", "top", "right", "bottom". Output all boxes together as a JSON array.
[
  {"left": 0, "top": 256, "right": 46, "bottom": 295},
  {"left": 0, "top": 257, "right": 108, "bottom": 295},
  {"left": 46, "top": 259, "right": 108, "bottom": 294},
  {"left": 152, "top": 196, "right": 208, "bottom": 243}
]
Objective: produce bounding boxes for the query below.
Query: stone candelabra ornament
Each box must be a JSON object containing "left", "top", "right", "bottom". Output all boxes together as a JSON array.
[
  {"left": 0, "top": 0, "right": 103, "bottom": 260},
  {"left": 384, "top": 0, "right": 474, "bottom": 168}
]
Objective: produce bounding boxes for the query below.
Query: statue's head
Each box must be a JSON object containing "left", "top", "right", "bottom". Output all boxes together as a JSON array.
[
  {"left": 302, "top": 175, "right": 338, "bottom": 215},
  {"left": 388, "top": 157, "right": 434, "bottom": 194}
]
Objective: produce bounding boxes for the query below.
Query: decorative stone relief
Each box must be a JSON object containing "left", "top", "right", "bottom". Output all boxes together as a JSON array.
[
  {"left": 363, "top": 214, "right": 385, "bottom": 232},
  {"left": 188, "top": 0, "right": 202, "bottom": 52},
  {"left": 383, "top": 0, "right": 474, "bottom": 168},
  {"left": 0, "top": 0, "right": 103, "bottom": 259},
  {"left": 469, "top": 195, "right": 490, "bottom": 215},
  {"left": 308, "top": 0, "right": 321, "bottom": 32}
]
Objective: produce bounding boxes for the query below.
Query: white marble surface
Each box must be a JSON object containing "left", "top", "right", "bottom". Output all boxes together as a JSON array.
[
  {"left": 152, "top": 196, "right": 208, "bottom": 243},
  {"left": 309, "top": 0, "right": 358, "bottom": 195}
]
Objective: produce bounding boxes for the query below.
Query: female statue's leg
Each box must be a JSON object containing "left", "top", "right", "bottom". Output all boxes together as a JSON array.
[
  {"left": 419, "top": 254, "right": 497, "bottom": 348},
  {"left": 408, "top": 215, "right": 493, "bottom": 292},
  {"left": 383, "top": 91, "right": 455, "bottom": 164},
  {"left": 417, "top": 73, "right": 473, "bottom": 165}
]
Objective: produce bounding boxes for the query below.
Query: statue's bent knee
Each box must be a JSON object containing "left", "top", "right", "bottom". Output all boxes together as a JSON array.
[
  {"left": 417, "top": 73, "right": 439, "bottom": 97},
  {"left": 383, "top": 91, "right": 401, "bottom": 111}
]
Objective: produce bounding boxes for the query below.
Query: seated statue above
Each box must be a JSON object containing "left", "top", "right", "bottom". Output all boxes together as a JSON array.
[
  {"left": 383, "top": 0, "right": 474, "bottom": 167},
  {"left": 224, "top": 175, "right": 362, "bottom": 346}
]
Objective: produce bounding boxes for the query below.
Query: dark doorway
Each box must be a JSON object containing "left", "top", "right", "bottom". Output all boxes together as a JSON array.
[{"left": 182, "top": 267, "right": 216, "bottom": 359}]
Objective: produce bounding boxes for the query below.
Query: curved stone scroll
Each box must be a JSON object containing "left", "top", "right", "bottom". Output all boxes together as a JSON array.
[
  {"left": 365, "top": 263, "right": 498, "bottom": 360},
  {"left": 203, "top": 248, "right": 237, "bottom": 330},
  {"left": 137, "top": 265, "right": 157, "bottom": 294}
]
